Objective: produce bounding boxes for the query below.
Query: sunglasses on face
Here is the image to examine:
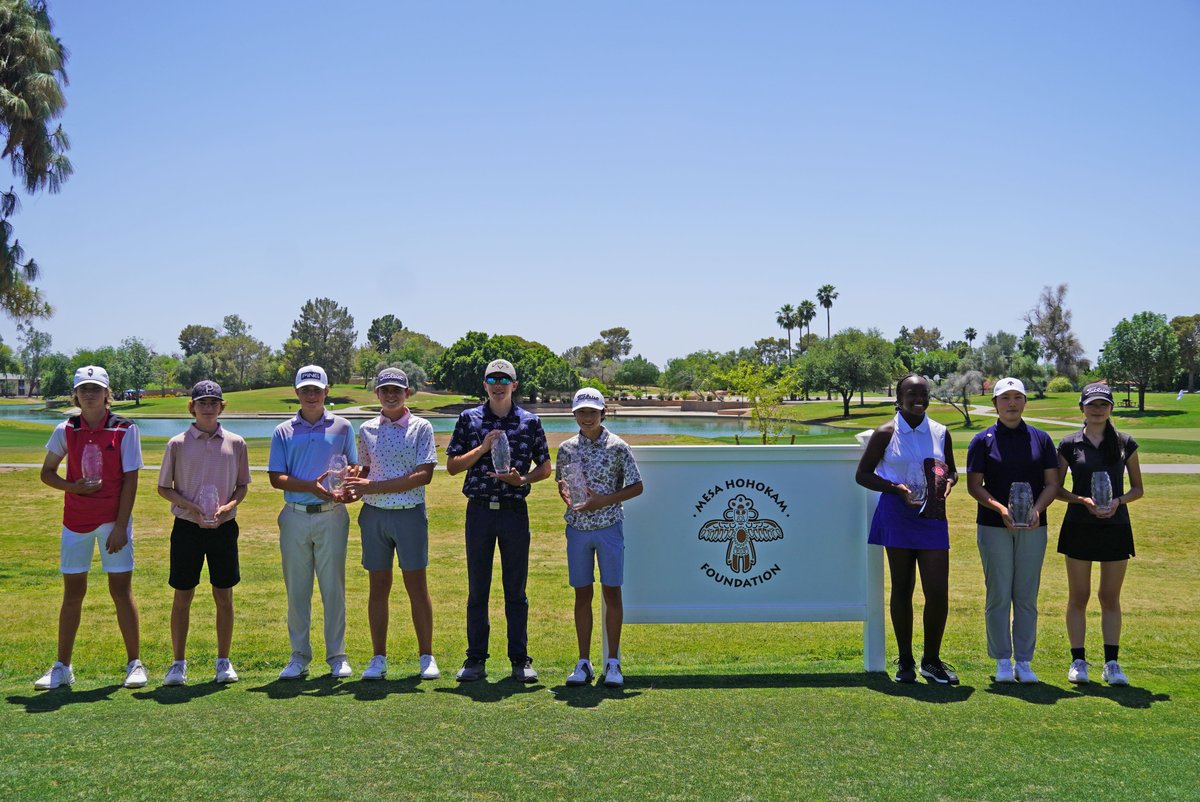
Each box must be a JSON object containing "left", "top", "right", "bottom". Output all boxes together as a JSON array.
[{"left": 485, "top": 376, "right": 513, "bottom": 385}]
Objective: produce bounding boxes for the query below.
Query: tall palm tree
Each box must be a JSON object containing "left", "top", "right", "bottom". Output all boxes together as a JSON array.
[
  {"left": 816, "top": 284, "right": 838, "bottom": 338},
  {"left": 776, "top": 304, "right": 797, "bottom": 361},
  {"left": 798, "top": 300, "right": 817, "bottom": 339},
  {"left": 964, "top": 327, "right": 977, "bottom": 347}
]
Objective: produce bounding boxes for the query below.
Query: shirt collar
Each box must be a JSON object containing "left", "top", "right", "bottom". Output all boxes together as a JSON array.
[
  {"left": 895, "top": 412, "right": 929, "bottom": 434},
  {"left": 995, "top": 419, "right": 1028, "bottom": 436},
  {"left": 377, "top": 410, "right": 411, "bottom": 428},
  {"left": 187, "top": 423, "right": 225, "bottom": 440},
  {"left": 578, "top": 426, "right": 609, "bottom": 446},
  {"left": 292, "top": 409, "right": 333, "bottom": 429},
  {"left": 482, "top": 403, "right": 519, "bottom": 423}
]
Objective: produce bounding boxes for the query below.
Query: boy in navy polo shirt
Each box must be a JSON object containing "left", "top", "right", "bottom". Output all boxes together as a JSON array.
[
  {"left": 268, "top": 365, "right": 359, "bottom": 680},
  {"left": 36, "top": 366, "right": 147, "bottom": 690},
  {"left": 446, "top": 359, "right": 551, "bottom": 682}
]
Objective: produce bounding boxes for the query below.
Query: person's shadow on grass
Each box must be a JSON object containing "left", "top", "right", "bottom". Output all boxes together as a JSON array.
[
  {"left": 131, "top": 682, "right": 232, "bottom": 705},
  {"left": 301, "top": 675, "right": 425, "bottom": 701},
  {"left": 7, "top": 684, "right": 122, "bottom": 713},
  {"left": 1068, "top": 683, "right": 1169, "bottom": 709},
  {"left": 983, "top": 681, "right": 1076, "bottom": 705},
  {"left": 433, "top": 677, "right": 545, "bottom": 703},
  {"left": 546, "top": 682, "right": 642, "bottom": 709},
  {"left": 623, "top": 671, "right": 974, "bottom": 704}
]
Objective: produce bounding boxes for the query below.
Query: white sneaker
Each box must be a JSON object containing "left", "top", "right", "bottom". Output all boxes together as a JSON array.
[
  {"left": 1102, "top": 660, "right": 1129, "bottom": 686},
  {"left": 279, "top": 659, "right": 309, "bottom": 680},
  {"left": 1014, "top": 661, "right": 1039, "bottom": 684},
  {"left": 419, "top": 654, "right": 440, "bottom": 680},
  {"left": 994, "top": 658, "right": 1015, "bottom": 683},
  {"left": 329, "top": 657, "right": 353, "bottom": 679},
  {"left": 34, "top": 661, "right": 74, "bottom": 690},
  {"left": 565, "top": 659, "right": 594, "bottom": 686},
  {"left": 362, "top": 655, "right": 388, "bottom": 680},
  {"left": 215, "top": 658, "right": 239, "bottom": 684},
  {"left": 162, "top": 660, "right": 188, "bottom": 687},
  {"left": 1068, "top": 658, "right": 1090, "bottom": 684},
  {"left": 124, "top": 659, "right": 148, "bottom": 689},
  {"left": 602, "top": 659, "right": 624, "bottom": 688}
]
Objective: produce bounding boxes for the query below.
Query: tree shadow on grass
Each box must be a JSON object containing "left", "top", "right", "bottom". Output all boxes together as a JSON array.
[
  {"left": 7, "top": 684, "right": 122, "bottom": 713},
  {"left": 433, "top": 678, "right": 545, "bottom": 704},
  {"left": 131, "top": 682, "right": 232, "bottom": 705},
  {"left": 1068, "top": 683, "right": 1169, "bottom": 709}
]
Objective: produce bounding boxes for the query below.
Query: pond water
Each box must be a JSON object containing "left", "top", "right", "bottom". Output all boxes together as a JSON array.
[{"left": 0, "top": 403, "right": 841, "bottom": 440}]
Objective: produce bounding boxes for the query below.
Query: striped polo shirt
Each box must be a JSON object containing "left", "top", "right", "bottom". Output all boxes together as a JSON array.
[{"left": 158, "top": 423, "right": 252, "bottom": 525}]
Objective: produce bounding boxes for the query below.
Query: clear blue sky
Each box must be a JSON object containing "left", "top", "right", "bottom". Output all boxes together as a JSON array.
[{"left": 3, "top": 1, "right": 1197, "bottom": 369}]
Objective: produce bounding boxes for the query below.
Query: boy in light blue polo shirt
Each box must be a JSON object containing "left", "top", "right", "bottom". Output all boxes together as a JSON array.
[{"left": 268, "top": 365, "right": 358, "bottom": 680}]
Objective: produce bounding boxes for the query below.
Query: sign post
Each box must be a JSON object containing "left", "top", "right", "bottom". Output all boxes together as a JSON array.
[{"left": 621, "top": 444, "right": 885, "bottom": 671}]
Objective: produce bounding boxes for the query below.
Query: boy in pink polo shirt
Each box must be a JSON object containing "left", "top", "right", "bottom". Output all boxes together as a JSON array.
[
  {"left": 36, "top": 366, "right": 146, "bottom": 690},
  {"left": 157, "top": 380, "right": 251, "bottom": 686}
]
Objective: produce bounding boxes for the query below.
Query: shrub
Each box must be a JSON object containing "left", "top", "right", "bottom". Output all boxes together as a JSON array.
[{"left": 1046, "top": 375, "right": 1074, "bottom": 393}]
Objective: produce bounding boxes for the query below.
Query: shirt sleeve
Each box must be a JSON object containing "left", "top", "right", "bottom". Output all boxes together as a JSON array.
[
  {"left": 342, "top": 421, "right": 358, "bottom": 463},
  {"left": 964, "top": 432, "right": 987, "bottom": 473},
  {"left": 1124, "top": 434, "right": 1139, "bottom": 458},
  {"left": 356, "top": 426, "right": 372, "bottom": 467},
  {"left": 45, "top": 423, "right": 67, "bottom": 456},
  {"left": 236, "top": 438, "right": 252, "bottom": 486},
  {"left": 418, "top": 420, "right": 438, "bottom": 465},
  {"left": 1038, "top": 430, "right": 1059, "bottom": 470},
  {"left": 530, "top": 418, "right": 551, "bottom": 466},
  {"left": 445, "top": 413, "right": 473, "bottom": 457},
  {"left": 120, "top": 424, "right": 144, "bottom": 471},
  {"left": 620, "top": 444, "right": 641, "bottom": 487},
  {"left": 268, "top": 425, "right": 289, "bottom": 473},
  {"left": 157, "top": 439, "right": 177, "bottom": 488}
]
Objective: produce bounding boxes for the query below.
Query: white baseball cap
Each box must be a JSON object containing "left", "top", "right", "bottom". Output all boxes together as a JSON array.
[
  {"left": 485, "top": 359, "right": 517, "bottom": 380},
  {"left": 571, "top": 387, "right": 606, "bottom": 411},
  {"left": 992, "top": 377, "right": 1026, "bottom": 398},
  {"left": 294, "top": 365, "right": 329, "bottom": 389},
  {"left": 73, "top": 365, "right": 110, "bottom": 389}
]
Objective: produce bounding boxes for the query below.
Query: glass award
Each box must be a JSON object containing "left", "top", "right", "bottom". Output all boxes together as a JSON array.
[
  {"left": 1091, "top": 472, "right": 1113, "bottom": 513},
  {"left": 905, "top": 462, "right": 927, "bottom": 505},
  {"left": 563, "top": 461, "right": 590, "bottom": 511},
  {"left": 197, "top": 484, "right": 220, "bottom": 525},
  {"left": 1008, "top": 482, "right": 1033, "bottom": 528},
  {"left": 491, "top": 431, "right": 512, "bottom": 475},
  {"left": 81, "top": 443, "right": 103, "bottom": 485},
  {"left": 327, "top": 454, "right": 349, "bottom": 500}
]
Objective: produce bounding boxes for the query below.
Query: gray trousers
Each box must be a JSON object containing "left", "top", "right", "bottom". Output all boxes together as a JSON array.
[
  {"left": 278, "top": 505, "right": 349, "bottom": 664},
  {"left": 976, "top": 524, "right": 1047, "bottom": 662}
]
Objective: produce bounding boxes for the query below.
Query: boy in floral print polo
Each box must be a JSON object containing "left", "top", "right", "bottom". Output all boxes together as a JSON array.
[{"left": 555, "top": 387, "right": 644, "bottom": 688}]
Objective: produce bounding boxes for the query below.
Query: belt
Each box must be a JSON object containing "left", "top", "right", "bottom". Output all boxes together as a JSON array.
[
  {"left": 287, "top": 501, "right": 339, "bottom": 514},
  {"left": 468, "top": 498, "right": 527, "bottom": 511}
]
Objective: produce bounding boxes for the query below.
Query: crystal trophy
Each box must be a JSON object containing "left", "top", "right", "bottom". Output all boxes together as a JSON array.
[
  {"left": 327, "top": 454, "right": 349, "bottom": 500},
  {"left": 1008, "top": 482, "right": 1033, "bottom": 528},
  {"left": 1091, "top": 472, "right": 1113, "bottom": 513},
  {"left": 197, "top": 484, "right": 220, "bottom": 525},
  {"left": 491, "top": 431, "right": 512, "bottom": 475},
  {"left": 905, "top": 462, "right": 927, "bottom": 505},
  {"left": 81, "top": 443, "right": 103, "bottom": 485},
  {"left": 563, "top": 461, "right": 590, "bottom": 511}
]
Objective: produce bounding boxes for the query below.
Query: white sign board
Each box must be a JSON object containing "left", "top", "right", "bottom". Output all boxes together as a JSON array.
[{"left": 623, "top": 444, "right": 885, "bottom": 671}]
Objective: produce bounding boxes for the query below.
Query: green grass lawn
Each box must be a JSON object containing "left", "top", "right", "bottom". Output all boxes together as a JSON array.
[{"left": 1, "top": 446, "right": 1197, "bottom": 800}]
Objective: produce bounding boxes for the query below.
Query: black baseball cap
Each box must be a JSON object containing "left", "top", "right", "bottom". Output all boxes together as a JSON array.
[
  {"left": 1080, "top": 383, "right": 1114, "bottom": 405},
  {"left": 191, "top": 380, "right": 223, "bottom": 400}
]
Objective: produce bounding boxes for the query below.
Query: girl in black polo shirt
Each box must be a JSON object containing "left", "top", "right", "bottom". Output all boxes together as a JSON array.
[{"left": 1056, "top": 383, "right": 1144, "bottom": 686}]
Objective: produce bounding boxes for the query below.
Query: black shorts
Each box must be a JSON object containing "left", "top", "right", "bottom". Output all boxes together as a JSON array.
[
  {"left": 1057, "top": 519, "right": 1135, "bottom": 562},
  {"left": 169, "top": 517, "right": 241, "bottom": 590}
]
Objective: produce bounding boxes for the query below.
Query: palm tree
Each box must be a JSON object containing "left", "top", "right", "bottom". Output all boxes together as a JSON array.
[
  {"left": 816, "top": 284, "right": 838, "bottom": 338},
  {"left": 798, "top": 300, "right": 817, "bottom": 339},
  {"left": 776, "top": 304, "right": 797, "bottom": 361},
  {"left": 964, "top": 327, "right": 977, "bottom": 347}
]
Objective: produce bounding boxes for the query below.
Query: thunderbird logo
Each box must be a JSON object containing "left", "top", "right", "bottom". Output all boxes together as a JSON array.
[{"left": 698, "top": 494, "right": 784, "bottom": 573}]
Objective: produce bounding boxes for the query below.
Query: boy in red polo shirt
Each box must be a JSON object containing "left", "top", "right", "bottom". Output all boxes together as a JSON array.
[
  {"left": 157, "top": 380, "right": 251, "bottom": 686},
  {"left": 35, "top": 366, "right": 147, "bottom": 690}
]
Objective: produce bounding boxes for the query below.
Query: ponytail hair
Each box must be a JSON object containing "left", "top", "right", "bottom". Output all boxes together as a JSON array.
[{"left": 1101, "top": 419, "right": 1125, "bottom": 464}]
